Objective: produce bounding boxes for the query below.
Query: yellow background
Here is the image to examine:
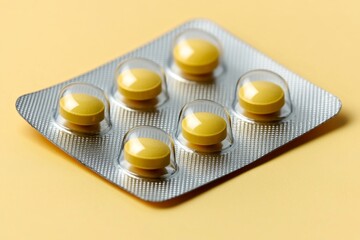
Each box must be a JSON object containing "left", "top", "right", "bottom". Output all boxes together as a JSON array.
[{"left": 1, "top": 0, "right": 359, "bottom": 239}]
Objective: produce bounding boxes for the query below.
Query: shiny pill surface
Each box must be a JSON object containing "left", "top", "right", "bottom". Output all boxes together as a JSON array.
[
  {"left": 238, "top": 81, "right": 285, "bottom": 115},
  {"left": 59, "top": 93, "right": 105, "bottom": 126},
  {"left": 117, "top": 68, "right": 162, "bottom": 101},
  {"left": 181, "top": 112, "right": 227, "bottom": 145},
  {"left": 124, "top": 138, "right": 171, "bottom": 170},
  {"left": 173, "top": 39, "right": 220, "bottom": 75}
]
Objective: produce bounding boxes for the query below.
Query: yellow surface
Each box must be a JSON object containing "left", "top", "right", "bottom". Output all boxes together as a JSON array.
[
  {"left": 59, "top": 93, "right": 105, "bottom": 125},
  {"left": 117, "top": 68, "right": 162, "bottom": 100},
  {"left": 239, "top": 81, "right": 285, "bottom": 114},
  {"left": 1, "top": 1, "right": 360, "bottom": 239},
  {"left": 173, "top": 39, "right": 220, "bottom": 75},
  {"left": 182, "top": 112, "right": 227, "bottom": 145},
  {"left": 124, "top": 138, "right": 171, "bottom": 170}
]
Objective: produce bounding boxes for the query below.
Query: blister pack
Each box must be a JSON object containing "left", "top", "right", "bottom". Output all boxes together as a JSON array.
[{"left": 16, "top": 19, "right": 341, "bottom": 202}]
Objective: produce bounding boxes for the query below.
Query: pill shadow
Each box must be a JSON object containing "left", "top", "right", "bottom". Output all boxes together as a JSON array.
[{"left": 146, "top": 110, "right": 348, "bottom": 208}]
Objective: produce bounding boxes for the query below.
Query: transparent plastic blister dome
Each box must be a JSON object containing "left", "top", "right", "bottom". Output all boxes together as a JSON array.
[
  {"left": 169, "top": 29, "right": 224, "bottom": 82},
  {"left": 117, "top": 126, "right": 178, "bottom": 180},
  {"left": 232, "top": 69, "right": 293, "bottom": 122},
  {"left": 176, "top": 99, "right": 234, "bottom": 154},
  {"left": 53, "top": 83, "right": 111, "bottom": 135},
  {"left": 112, "top": 58, "right": 168, "bottom": 110}
]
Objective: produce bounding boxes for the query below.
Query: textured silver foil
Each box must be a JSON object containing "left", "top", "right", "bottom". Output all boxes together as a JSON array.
[{"left": 16, "top": 19, "right": 341, "bottom": 202}]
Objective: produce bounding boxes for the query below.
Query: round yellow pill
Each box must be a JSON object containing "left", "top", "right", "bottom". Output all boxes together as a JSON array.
[
  {"left": 173, "top": 39, "right": 220, "bottom": 75},
  {"left": 117, "top": 68, "right": 162, "bottom": 100},
  {"left": 124, "top": 138, "right": 171, "bottom": 170},
  {"left": 182, "top": 112, "right": 227, "bottom": 146},
  {"left": 59, "top": 93, "right": 105, "bottom": 126},
  {"left": 238, "top": 81, "right": 285, "bottom": 115}
]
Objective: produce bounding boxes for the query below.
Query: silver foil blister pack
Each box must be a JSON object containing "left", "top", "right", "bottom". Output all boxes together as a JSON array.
[{"left": 16, "top": 19, "right": 341, "bottom": 202}]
